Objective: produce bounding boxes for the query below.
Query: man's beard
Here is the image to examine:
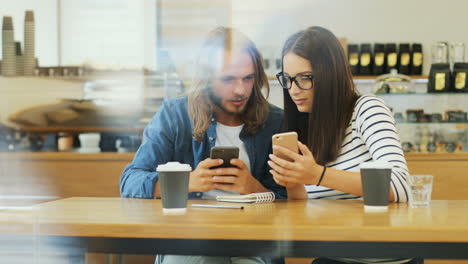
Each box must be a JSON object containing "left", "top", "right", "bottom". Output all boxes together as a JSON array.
[{"left": 208, "top": 90, "right": 248, "bottom": 116}]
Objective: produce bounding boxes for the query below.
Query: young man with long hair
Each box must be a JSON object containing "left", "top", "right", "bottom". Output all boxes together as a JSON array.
[{"left": 120, "top": 27, "right": 285, "bottom": 264}]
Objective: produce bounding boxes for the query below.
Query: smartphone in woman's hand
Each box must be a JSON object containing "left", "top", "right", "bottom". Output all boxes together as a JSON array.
[{"left": 272, "top": 132, "right": 298, "bottom": 161}]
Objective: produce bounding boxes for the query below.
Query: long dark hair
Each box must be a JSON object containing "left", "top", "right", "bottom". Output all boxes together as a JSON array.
[
  {"left": 281, "top": 26, "right": 360, "bottom": 165},
  {"left": 188, "top": 27, "right": 270, "bottom": 141}
]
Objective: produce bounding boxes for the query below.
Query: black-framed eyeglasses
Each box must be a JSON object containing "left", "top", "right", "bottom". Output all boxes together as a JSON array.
[{"left": 276, "top": 72, "right": 315, "bottom": 90}]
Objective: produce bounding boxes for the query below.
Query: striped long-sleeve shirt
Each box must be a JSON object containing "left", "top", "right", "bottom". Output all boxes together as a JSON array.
[
  {"left": 306, "top": 95, "right": 412, "bottom": 264},
  {"left": 306, "top": 95, "right": 410, "bottom": 203}
]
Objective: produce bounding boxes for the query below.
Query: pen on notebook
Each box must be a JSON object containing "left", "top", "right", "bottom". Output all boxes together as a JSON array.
[{"left": 192, "top": 204, "right": 244, "bottom": 209}]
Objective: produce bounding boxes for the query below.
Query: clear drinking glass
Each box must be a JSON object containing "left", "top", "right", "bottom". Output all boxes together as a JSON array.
[
  {"left": 408, "top": 175, "right": 433, "bottom": 208},
  {"left": 431, "top": 42, "right": 449, "bottom": 64},
  {"left": 451, "top": 42, "right": 465, "bottom": 63}
]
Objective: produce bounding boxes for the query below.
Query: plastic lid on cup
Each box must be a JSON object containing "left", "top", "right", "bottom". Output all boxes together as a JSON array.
[
  {"left": 157, "top": 162, "right": 192, "bottom": 172},
  {"left": 360, "top": 161, "right": 392, "bottom": 170}
]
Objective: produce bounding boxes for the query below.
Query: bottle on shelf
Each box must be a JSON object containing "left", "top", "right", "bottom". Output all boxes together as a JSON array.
[
  {"left": 385, "top": 43, "right": 398, "bottom": 73},
  {"left": 359, "top": 43, "right": 372, "bottom": 75},
  {"left": 398, "top": 43, "right": 411, "bottom": 75},
  {"left": 411, "top": 43, "right": 423, "bottom": 75},
  {"left": 373, "top": 43, "right": 385, "bottom": 75},
  {"left": 348, "top": 44, "right": 360, "bottom": 75}
]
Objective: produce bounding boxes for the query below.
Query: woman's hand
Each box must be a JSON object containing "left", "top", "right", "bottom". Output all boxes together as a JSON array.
[{"left": 268, "top": 142, "right": 323, "bottom": 186}]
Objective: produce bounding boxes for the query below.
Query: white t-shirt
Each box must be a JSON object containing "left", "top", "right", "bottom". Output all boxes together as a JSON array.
[{"left": 203, "top": 122, "right": 250, "bottom": 199}]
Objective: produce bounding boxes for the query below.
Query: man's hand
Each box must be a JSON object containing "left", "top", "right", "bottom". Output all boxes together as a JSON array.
[
  {"left": 189, "top": 158, "right": 223, "bottom": 193},
  {"left": 211, "top": 159, "right": 268, "bottom": 194}
]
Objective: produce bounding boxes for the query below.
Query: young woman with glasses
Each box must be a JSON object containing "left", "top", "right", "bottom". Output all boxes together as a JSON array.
[{"left": 268, "top": 26, "right": 421, "bottom": 264}]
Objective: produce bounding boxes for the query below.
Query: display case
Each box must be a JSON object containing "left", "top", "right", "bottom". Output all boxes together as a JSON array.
[{"left": 354, "top": 76, "right": 468, "bottom": 154}]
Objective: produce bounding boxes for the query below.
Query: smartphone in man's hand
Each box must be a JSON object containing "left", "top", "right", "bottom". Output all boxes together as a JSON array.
[
  {"left": 272, "top": 132, "right": 298, "bottom": 161},
  {"left": 210, "top": 146, "right": 239, "bottom": 169}
]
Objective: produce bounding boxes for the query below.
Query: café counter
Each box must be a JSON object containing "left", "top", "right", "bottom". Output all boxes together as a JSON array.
[{"left": 0, "top": 152, "right": 467, "bottom": 201}]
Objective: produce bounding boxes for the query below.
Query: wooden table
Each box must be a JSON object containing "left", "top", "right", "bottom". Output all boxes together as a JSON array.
[{"left": 2, "top": 198, "right": 468, "bottom": 260}]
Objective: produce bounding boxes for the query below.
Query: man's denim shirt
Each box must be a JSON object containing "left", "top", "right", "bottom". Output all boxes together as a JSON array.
[{"left": 120, "top": 96, "right": 286, "bottom": 199}]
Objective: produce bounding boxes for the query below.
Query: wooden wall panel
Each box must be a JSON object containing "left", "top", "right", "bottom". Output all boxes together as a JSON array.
[
  {"left": 406, "top": 153, "right": 468, "bottom": 200},
  {"left": 0, "top": 153, "right": 131, "bottom": 199},
  {"left": 0, "top": 152, "right": 153, "bottom": 264}
]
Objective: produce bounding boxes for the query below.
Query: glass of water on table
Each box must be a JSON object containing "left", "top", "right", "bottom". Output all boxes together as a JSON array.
[{"left": 408, "top": 175, "right": 433, "bottom": 208}]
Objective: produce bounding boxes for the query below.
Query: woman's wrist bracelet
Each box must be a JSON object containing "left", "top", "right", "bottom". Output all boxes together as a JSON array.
[{"left": 316, "top": 166, "right": 327, "bottom": 186}]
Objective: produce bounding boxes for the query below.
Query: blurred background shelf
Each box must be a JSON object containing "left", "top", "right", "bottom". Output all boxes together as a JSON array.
[{"left": 6, "top": 123, "right": 146, "bottom": 133}]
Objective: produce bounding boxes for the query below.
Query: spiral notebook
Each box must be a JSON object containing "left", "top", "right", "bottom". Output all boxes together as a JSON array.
[{"left": 216, "top": 192, "right": 275, "bottom": 203}]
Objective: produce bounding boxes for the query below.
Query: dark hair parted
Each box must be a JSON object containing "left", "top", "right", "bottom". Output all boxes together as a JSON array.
[
  {"left": 188, "top": 27, "right": 270, "bottom": 141},
  {"left": 281, "top": 26, "right": 360, "bottom": 165}
]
